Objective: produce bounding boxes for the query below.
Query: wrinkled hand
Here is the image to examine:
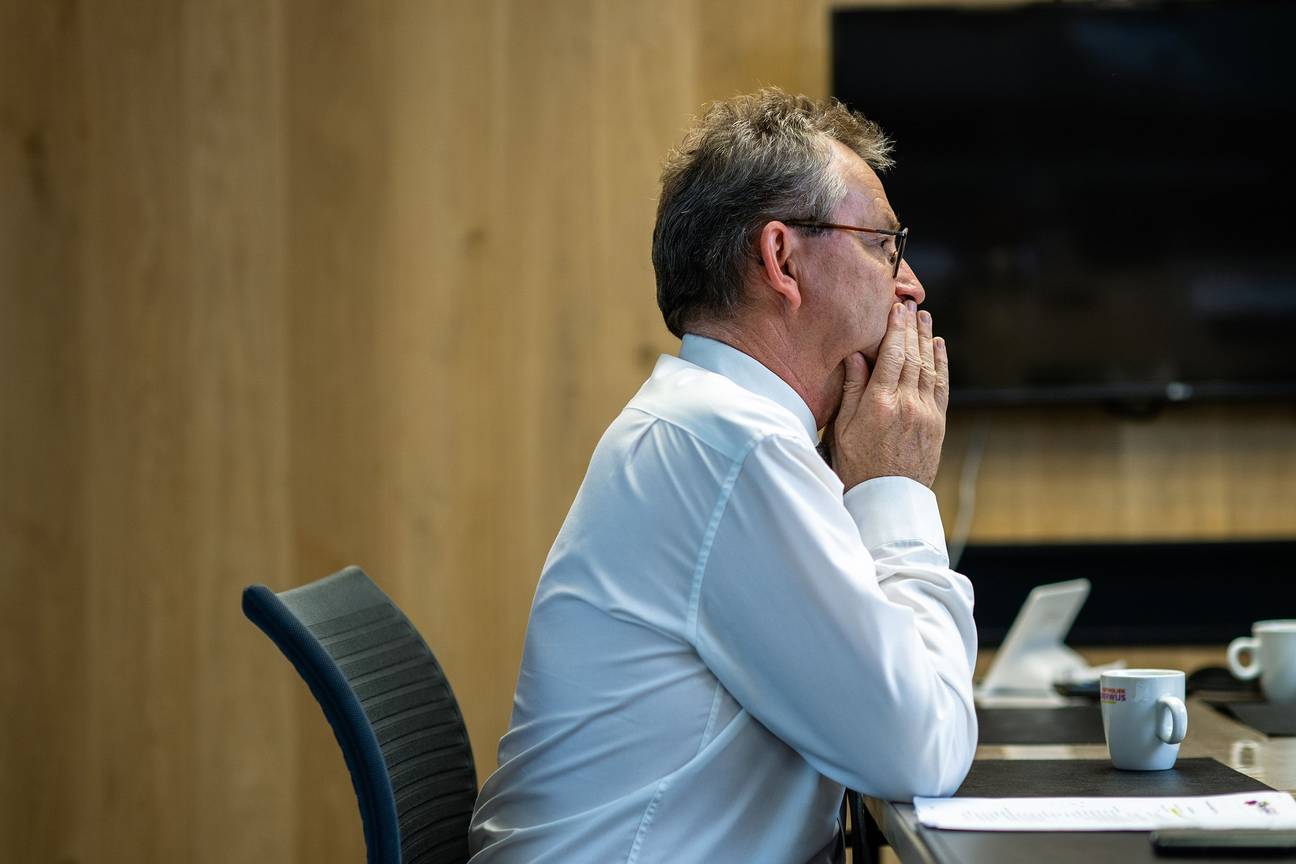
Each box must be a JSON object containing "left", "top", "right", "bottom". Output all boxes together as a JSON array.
[{"left": 828, "top": 301, "right": 949, "bottom": 490}]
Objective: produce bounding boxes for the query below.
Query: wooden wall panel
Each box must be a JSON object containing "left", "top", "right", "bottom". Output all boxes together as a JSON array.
[
  {"left": 934, "top": 405, "right": 1296, "bottom": 542},
  {"left": 75, "top": 0, "right": 294, "bottom": 860},
  {"left": 283, "top": 3, "right": 391, "bottom": 859},
  {"left": 79, "top": 4, "right": 194, "bottom": 860},
  {"left": 0, "top": 2, "right": 88, "bottom": 861},
  {"left": 1, "top": 2, "right": 1293, "bottom": 863},
  {"left": 181, "top": 3, "right": 295, "bottom": 861}
]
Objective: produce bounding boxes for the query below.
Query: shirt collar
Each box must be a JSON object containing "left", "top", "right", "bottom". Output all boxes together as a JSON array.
[{"left": 679, "top": 334, "right": 820, "bottom": 443}]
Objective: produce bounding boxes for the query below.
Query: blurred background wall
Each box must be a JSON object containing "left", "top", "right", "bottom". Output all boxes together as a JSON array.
[{"left": 2, "top": 1, "right": 1292, "bottom": 862}]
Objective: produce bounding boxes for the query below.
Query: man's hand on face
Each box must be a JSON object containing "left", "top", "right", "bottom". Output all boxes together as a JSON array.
[{"left": 827, "top": 301, "right": 949, "bottom": 490}]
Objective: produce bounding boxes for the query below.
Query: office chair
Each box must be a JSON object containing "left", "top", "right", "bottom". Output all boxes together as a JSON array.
[{"left": 243, "top": 566, "right": 477, "bottom": 864}]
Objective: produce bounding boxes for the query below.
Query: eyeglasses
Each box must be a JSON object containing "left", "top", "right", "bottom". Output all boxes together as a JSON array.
[{"left": 784, "top": 221, "right": 909, "bottom": 279}]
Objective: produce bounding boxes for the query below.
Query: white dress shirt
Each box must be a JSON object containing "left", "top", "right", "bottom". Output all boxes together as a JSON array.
[{"left": 468, "top": 334, "right": 977, "bottom": 864}]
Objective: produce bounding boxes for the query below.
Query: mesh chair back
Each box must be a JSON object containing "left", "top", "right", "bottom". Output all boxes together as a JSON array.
[{"left": 243, "top": 566, "right": 477, "bottom": 864}]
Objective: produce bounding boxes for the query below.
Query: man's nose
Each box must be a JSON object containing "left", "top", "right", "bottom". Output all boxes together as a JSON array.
[{"left": 895, "top": 259, "right": 925, "bottom": 305}]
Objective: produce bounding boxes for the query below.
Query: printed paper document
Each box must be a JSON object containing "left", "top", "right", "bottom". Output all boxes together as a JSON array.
[{"left": 913, "top": 791, "right": 1296, "bottom": 831}]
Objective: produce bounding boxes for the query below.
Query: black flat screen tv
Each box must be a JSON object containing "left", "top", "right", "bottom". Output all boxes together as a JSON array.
[{"left": 833, "top": 1, "right": 1296, "bottom": 407}]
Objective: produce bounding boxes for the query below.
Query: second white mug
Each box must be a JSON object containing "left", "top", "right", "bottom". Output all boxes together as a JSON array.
[{"left": 1228, "top": 620, "right": 1296, "bottom": 704}]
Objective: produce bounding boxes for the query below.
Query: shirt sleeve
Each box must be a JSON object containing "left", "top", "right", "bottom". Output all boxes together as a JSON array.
[{"left": 690, "top": 434, "right": 977, "bottom": 801}]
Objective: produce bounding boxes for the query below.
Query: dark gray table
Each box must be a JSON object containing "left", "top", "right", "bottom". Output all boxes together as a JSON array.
[{"left": 863, "top": 696, "right": 1296, "bottom": 863}]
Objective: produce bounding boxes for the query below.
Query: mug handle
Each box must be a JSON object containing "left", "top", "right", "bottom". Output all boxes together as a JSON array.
[
  {"left": 1228, "top": 636, "right": 1262, "bottom": 680},
  {"left": 1156, "top": 695, "right": 1188, "bottom": 745}
]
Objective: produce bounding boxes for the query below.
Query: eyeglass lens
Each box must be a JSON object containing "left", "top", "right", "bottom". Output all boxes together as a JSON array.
[{"left": 892, "top": 229, "right": 908, "bottom": 278}]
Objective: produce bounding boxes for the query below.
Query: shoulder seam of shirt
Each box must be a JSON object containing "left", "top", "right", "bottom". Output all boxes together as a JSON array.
[
  {"left": 684, "top": 432, "right": 831, "bottom": 646},
  {"left": 685, "top": 435, "right": 761, "bottom": 644},
  {"left": 622, "top": 404, "right": 760, "bottom": 462},
  {"left": 625, "top": 396, "right": 814, "bottom": 458}
]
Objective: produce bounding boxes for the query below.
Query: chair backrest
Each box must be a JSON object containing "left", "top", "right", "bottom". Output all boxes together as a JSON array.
[{"left": 243, "top": 566, "right": 477, "bottom": 864}]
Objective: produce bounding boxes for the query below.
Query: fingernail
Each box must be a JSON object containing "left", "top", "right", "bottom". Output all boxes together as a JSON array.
[
  {"left": 893, "top": 303, "right": 905, "bottom": 322},
  {"left": 919, "top": 310, "right": 931, "bottom": 325},
  {"left": 906, "top": 300, "right": 917, "bottom": 314}
]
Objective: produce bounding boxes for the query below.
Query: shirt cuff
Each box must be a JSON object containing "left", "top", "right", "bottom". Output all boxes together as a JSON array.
[{"left": 843, "top": 475, "right": 949, "bottom": 559}]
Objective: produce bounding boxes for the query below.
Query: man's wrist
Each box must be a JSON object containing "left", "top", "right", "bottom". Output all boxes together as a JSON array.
[{"left": 837, "top": 462, "right": 924, "bottom": 493}]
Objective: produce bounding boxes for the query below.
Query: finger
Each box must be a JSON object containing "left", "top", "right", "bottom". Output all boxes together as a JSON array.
[
  {"left": 897, "top": 301, "right": 921, "bottom": 391},
  {"left": 833, "top": 352, "right": 869, "bottom": 430},
  {"left": 917, "top": 309, "right": 936, "bottom": 395},
  {"left": 869, "top": 303, "right": 908, "bottom": 391},
  {"left": 842, "top": 350, "right": 869, "bottom": 398},
  {"left": 933, "top": 336, "right": 950, "bottom": 413}
]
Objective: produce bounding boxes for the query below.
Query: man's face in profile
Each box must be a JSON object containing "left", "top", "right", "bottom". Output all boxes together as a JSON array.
[{"left": 801, "top": 141, "right": 926, "bottom": 418}]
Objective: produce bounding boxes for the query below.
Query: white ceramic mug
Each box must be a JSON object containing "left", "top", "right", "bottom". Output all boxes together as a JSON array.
[
  {"left": 1100, "top": 669, "right": 1188, "bottom": 771},
  {"left": 1228, "top": 620, "right": 1296, "bottom": 704}
]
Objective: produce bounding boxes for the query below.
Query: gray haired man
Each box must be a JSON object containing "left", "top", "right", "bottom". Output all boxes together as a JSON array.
[{"left": 470, "top": 88, "right": 977, "bottom": 864}]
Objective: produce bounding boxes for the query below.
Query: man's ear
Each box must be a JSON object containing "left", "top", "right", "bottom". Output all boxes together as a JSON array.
[{"left": 756, "top": 221, "right": 802, "bottom": 312}]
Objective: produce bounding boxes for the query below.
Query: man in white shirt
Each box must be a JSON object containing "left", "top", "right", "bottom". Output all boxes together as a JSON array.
[{"left": 469, "top": 88, "right": 977, "bottom": 863}]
